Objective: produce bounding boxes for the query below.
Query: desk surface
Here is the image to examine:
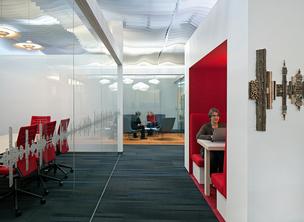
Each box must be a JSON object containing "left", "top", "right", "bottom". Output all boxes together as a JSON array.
[{"left": 197, "top": 139, "right": 225, "bottom": 151}]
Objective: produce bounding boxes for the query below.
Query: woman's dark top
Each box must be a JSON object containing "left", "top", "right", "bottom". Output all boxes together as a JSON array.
[{"left": 196, "top": 122, "right": 226, "bottom": 140}]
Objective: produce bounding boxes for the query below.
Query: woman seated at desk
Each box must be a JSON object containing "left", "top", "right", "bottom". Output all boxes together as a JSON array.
[{"left": 196, "top": 107, "right": 225, "bottom": 173}]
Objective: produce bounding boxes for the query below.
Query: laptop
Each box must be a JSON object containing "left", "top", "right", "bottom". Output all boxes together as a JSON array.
[{"left": 211, "top": 128, "right": 226, "bottom": 142}]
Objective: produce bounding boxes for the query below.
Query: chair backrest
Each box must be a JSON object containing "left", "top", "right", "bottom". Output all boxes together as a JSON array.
[
  {"left": 189, "top": 113, "right": 209, "bottom": 173},
  {"left": 123, "top": 116, "right": 134, "bottom": 133},
  {"left": 31, "top": 116, "right": 51, "bottom": 133},
  {"left": 42, "top": 121, "right": 56, "bottom": 163},
  {"left": 155, "top": 114, "right": 165, "bottom": 124},
  {"left": 159, "top": 117, "right": 175, "bottom": 133},
  {"left": 16, "top": 125, "right": 38, "bottom": 177},
  {"left": 57, "top": 118, "right": 70, "bottom": 154},
  {"left": 30, "top": 116, "right": 51, "bottom": 126}
]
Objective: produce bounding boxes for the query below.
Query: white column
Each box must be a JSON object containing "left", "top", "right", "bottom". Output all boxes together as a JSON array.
[{"left": 117, "top": 65, "right": 123, "bottom": 153}]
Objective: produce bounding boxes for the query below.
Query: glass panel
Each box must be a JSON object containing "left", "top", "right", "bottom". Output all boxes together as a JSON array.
[
  {"left": 123, "top": 74, "right": 184, "bottom": 142},
  {"left": 176, "top": 76, "right": 185, "bottom": 132},
  {"left": 0, "top": 0, "right": 119, "bottom": 219},
  {"left": 74, "top": 54, "right": 118, "bottom": 152}
]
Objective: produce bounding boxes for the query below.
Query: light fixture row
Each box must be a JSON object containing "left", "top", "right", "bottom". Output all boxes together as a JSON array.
[
  {"left": 0, "top": 25, "right": 43, "bottom": 51},
  {"left": 99, "top": 78, "right": 160, "bottom": 92},
  {"left": 99, "top": 78, "right": 160, "bottom": 85}
]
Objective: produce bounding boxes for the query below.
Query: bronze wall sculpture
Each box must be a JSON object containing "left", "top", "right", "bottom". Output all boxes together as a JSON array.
[{"left": 249, "top": 49, "right": 304, "bottom": 131}]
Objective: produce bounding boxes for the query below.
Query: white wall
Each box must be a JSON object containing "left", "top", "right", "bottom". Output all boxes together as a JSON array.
[
  {"left": 0, "top": 56, "right": 73, "bottom": 135},
  {"left": 185, "top": 0, "right": 248, "bottom": 221},
  {"left": 0, "top": 55, "right": 118, "bottom": 136},
  {"left": 247, "top": 0, "right": 304, "bottom": 221},
  {"left": 186, "top": 0, "right": 304, "bottom": 221}
]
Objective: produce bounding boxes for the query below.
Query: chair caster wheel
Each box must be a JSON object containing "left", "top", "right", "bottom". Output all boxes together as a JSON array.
[
  {"left": 15, "top": 209, "right": 22, "bottom": 217},
  {"left": 44, "top": 190, "right": 49, "bottom": 195},
  {"left": 40, "top": 198, "right": 46, "bottom": 204},
  {"left": 59, "top": 181, "right": 63, "bottom": 186}
]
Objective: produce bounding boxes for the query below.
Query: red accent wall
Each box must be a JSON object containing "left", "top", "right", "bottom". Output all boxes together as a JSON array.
[{"left": 189, "top": 40, "right": 227, "bottom": 174}]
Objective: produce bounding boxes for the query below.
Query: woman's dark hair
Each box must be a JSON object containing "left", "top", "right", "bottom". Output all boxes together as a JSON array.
[{"left": 208, "top": 107, "right": 220, "bottom": 118}]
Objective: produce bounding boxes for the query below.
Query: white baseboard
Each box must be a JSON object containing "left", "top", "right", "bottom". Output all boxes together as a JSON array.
[
  {"left": 193, "top": 161, "right": 204, "bottom": 184},
  {"left": 217, "top": 190, "right": 227, "bottom": 220}
]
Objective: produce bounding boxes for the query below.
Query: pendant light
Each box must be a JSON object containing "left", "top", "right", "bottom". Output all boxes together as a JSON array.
[
  {"left": 0, "top": 0, "right": 20, "bottom": 39},
  {"left": 14, "top": 0, "right": 43, "bottom": 51}
]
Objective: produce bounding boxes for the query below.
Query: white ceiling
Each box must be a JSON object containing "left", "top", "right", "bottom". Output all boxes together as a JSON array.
[
  {"left": 97, "top": 0, "right": 217, "bottom": 65},
  {"left": 0, "top": 0, "right": 217, "bottom": 65}
]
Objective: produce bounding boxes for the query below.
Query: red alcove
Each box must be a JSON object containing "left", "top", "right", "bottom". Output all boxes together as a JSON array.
[
  {"left": 189, "top": 40, "right": 227, "bottom": 174},
  {"left": 188, "top": 40, "right": 227, "bottom": 222}
]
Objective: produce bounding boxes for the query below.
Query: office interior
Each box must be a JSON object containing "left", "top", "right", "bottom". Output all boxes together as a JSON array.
[{"left": 0, "top": 0, "right": 303, "bottom": 222}]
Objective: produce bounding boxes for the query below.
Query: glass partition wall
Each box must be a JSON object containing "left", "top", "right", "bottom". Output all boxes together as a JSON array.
[
  {"left": 0, "top": 0, "right": 119, "bottom": 219},
  {"left": 123, "top": 74, "right": 184, "bottom": 144}
]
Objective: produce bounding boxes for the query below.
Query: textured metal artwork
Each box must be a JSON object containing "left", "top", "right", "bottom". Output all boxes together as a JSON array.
[
  {"left": 266, "top": 71, "right": 274, "bottom": 109},
  {"left": 290, "top": 69, "right": 303, "bottom": 110},
  {"left": 249, "top": 50, "right": 304, "bottom": 131},
  {"left": 248, "top": 49, "right": 267, "bottom": 131},
  {"left": 249, "top": 80, "right": 259, "bottom": 100}
]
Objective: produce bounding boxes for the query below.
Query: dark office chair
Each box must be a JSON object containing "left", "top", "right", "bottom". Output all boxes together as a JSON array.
[
  {"left": 56, "top": 118, "right": 73, "bottom": 177},
  {"left": 155, "top": 114, "right": 165, "bottom": 127},
  {"left": 157, "top": 117, "right": 176, "bottom": 139},
  {"left": 0, "top": 125, "right": 46, "bottom": 216},
  {"left": 123, "top": 116, "right": 140, "bottom": 139}
]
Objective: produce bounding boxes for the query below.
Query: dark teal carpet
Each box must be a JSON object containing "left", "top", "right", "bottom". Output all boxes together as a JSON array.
[
  {"left": 0, "top": 145, "right": 217, "bottom": 222},
  {"left": 93, "top": 145, "right": 216, "bottom": 222}
]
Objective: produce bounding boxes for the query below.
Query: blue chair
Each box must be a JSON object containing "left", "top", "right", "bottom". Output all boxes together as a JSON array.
[
  {"left": 157, "top": 117, "right": 175, "bottom": 139},
  {"left": 155, "top": 114, "right": 165, "bottom": 127}
]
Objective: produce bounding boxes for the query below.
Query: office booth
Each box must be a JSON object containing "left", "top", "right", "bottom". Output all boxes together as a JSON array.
[{"left": 185, "top": 0, "right": 304, "bottom": 221}]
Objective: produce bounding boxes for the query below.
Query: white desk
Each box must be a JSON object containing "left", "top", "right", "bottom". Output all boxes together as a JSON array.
[{"left": 197, "top": 139, "right": 225, "bottom": 196}]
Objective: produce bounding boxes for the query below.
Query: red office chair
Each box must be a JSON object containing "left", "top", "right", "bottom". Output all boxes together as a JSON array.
[
  {"left": 0, "top": 125, "right": 46, "bottom": 216},
  {"left": 56, "top": 118, "right": 73, "bottom": 177},
  {"left": 30, "top": 116, "right": 51, "bottom": 133},
  {"left": 39, "top": 121, "right": 63, "bottom": 192}
]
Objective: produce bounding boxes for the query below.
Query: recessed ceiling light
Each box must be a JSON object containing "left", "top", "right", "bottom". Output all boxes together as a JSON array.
[
  {"left": 99, "top": 79, "right": 111, "bottom": 84},
  {"left": 148, "top": 79, "right": 160, "bottom": 85},
  {"left": 132, "top": 82, "right": 150, "bottom": 91},
  {"left": 109, "top": 82, "right": 118, "bottom": 91},
  {"left": 123, "top": 78, "right": 134, "bottom": 84},
  {"left": 14, "top": 40, "right": 43, "bottom": 51}
]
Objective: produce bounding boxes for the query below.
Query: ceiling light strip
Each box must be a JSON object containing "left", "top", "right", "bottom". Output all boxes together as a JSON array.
[{"left": 157, "top": 0, "right": 180, "bottom": 64}]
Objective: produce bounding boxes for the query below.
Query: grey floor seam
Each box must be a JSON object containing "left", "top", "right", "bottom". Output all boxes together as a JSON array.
[{"left": 89, "top": 154, "right": 121, "bottom": 222}]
